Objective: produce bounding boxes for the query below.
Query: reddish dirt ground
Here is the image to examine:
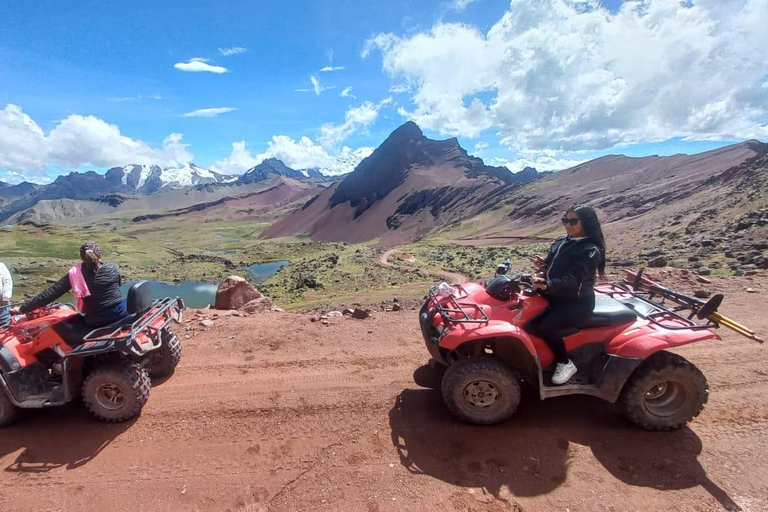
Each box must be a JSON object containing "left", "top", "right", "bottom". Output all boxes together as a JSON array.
[{"left": 1, "top": 273, "right": 767, "bottom": 512}]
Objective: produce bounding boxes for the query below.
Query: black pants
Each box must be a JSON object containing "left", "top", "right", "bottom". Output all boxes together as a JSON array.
[{"left": 537, "top": 295, "right": 595, "bottom": 364}]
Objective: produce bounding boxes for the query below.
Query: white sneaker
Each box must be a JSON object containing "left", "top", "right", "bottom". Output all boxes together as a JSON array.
[{"left": 552, "top": 360, "right": 577, "bottom": 385}]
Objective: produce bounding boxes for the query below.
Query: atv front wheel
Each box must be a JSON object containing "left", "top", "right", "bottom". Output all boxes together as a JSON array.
[
  {"left": 148, "top": 329, "right": 182, "bottom": 378},
  {"left": 82, "top": 361, "right": 150, "bottom": 422},
  {"left": 0, "top": 389, "right": 20, "bottom": 427},
  {"left": 618, "top": 351, "right": 708, "bottom": 431},
  {"left": 441, "top": 356, "right": 521, "bottom": 425}
]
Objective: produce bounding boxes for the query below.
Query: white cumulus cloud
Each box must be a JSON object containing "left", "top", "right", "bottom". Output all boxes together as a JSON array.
[
  {"left": 211, "top": 136, "right": 374, "bottom": 176},
  {"left": 366, "top": 0, "right": 768, "bottom": 151},
  {"left": 496, "top": 150, "right": 587, "bottom": 172},
  {"left": 319, "top": 98, "right": 392, "bottom": 147},
  {"left": 0, "top": 104, "right": 192, "bottom": 178},
  {"left": 183, "top": 107, "right": 237, "bottom": 118},
  {"left": 174, "top": 58, "right": 228, "bottom": 74}
]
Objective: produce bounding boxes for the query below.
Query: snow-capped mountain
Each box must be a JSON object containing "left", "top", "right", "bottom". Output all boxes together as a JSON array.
[
  {"left": 110, "top": 163, "right": 238, "bottom": 194},
  {"left": 315, "top": 147, "right": 375, "bottom": 176}
]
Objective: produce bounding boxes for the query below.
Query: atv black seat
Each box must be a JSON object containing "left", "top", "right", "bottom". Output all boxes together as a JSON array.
[
  {"left": 128, "top": 280, "right": 153, "bottom": 315},
  {"left": 575, "top": 295, "right": 637, "bottom": 329}
]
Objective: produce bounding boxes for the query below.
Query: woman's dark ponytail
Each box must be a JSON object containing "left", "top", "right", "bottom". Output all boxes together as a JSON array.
[
  {"left": 83, "top": 249, "right": 100, "bottom": 272},
  {"left": 79, "top": 241, "right": 103, "bottom": 272},
  {"left": 569, "top": 205, "right": 607, "bottom": 277}
]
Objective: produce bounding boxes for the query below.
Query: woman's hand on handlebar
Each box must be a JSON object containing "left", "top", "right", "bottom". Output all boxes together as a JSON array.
[
  {"left": 9, "top": 306, "right": 21, "bottom": 315},
  {"left": 532, "top": 277, "right": 548, "bottom": 291}
]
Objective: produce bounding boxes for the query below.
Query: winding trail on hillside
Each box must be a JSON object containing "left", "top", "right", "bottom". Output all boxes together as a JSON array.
[{"left": 378, "top": 247, "right": 469, "bottom": 284}]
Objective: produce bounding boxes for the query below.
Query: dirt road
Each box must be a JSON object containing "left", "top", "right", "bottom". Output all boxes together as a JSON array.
[
  {"left": 378, "top": 248, "right": 469, "bottom": 284},
  {"left": 1, "top": 274, "right": 767, "bottom": 511}
]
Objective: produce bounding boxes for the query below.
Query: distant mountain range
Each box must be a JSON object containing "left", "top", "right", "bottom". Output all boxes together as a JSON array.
[
  {"left": 0, "top": 159, "right": 344, "bottom": 222},
  {"left": 4, "top": 120, "right": 766, "bottom": 261}
]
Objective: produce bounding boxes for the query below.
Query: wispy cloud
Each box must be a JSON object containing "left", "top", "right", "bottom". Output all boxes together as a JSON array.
[
  {"left": 340, "top": 86, "right": 356, "bottom": 99},
  {"left": 447, "top": 0, "right": 478, "bottom": 11},
  {"left": 296, "top": 75, "right": 337, "bottom": 95},
  {"left": 174, "top": 58, "right": 228, "bottom": 74},
  {"left": 389, "top": 84, "right": 411, "bottom": 94},
  {"left": 107, "top": 94, "right": 162, "bottom": 102},
  {"left": 183, "top": 107, "right": 237, "bottom": 118},
  {"left": 320, "top": 66, "right": 345, "bottom": 72},
  {"left": 219, "top": 46, "right": 247, "bottom": 56}
]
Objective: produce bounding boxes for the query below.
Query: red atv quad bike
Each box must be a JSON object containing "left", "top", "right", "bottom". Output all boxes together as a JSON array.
[
  {"left": 419, "top": 263, "right": 763, "bottom": 430},
  {"left": 0, "top": 280, "right": 185, "bottom": 427}
]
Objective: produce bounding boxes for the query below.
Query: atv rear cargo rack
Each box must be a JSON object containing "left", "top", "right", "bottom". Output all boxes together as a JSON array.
[
  {"left": 597, "top": 282, "right": 720, "bottom": 332},
  {"left": 427, "top": 284, "right": 490, "bottom": 324},
  {"left": 69, "top": 297, "right": 185, "bottom": 357}
]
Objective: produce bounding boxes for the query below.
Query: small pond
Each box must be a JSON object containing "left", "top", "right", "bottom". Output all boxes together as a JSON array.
[
  {"left": 120, "top": 261, "right": 290, "bottom": 309},
  {"left": 249, "top": 260, "right": 290, "bottom": 282},
  {"left": 121, "top": 280, "right": 218, "bottom": 309}
]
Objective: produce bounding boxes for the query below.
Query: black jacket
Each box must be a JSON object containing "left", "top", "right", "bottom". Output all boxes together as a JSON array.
[
  {"left": 21, "top": 262, "right": 125, "bottom": 314},
  {"left": 543, "top": 236, "right": 602, "bottom": 301}
]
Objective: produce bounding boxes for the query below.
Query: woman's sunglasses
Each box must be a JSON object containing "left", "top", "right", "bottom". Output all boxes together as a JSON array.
[{"left": 561, "top": 217, "right": 580, "bottom": 226}]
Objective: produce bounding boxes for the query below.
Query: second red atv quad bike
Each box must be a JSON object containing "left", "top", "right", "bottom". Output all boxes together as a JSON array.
[
  {"left": 419, "top": 264, "right": 762, "bottom": 430},
  {"left": 0, "top": 280, "right": 185, "bottom": 427}
]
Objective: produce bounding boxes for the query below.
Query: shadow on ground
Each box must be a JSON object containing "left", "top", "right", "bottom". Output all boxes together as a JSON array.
[
  {"left": 390, "top": 364, "right": 742, "bottom": 511},
  {"left": 0, "top": 404, "right": 134, "bottom": 473}
]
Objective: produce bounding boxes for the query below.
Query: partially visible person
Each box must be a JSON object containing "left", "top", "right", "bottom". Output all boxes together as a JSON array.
[
  {"left": 11, "top": 241, "right": 127, "bottom": 328},
  {"left": 0, "top": 261, "right": 12, "bottom": 328},
  {"left": 532, "top": 206, "right": 606, "bottom": 385}
]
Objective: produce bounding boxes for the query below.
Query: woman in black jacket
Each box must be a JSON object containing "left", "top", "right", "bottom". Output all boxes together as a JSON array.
[
  {"left": 533, "top": 206, "right": 606, "bottom": 385},
  {"left": 12, "top": 241, "right": 128, "bottom": 328}
]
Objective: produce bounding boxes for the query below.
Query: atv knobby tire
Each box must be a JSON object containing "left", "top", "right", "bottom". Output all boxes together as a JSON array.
[
  {"left": 441, "top": 356, "right": 521, "bottom": 425},
  {"left": 82, "top": 361, "right": 150, "bottom": 422},
  {"left": 618, "top": 351, "right": 708, "bottom": 431},
  {"left": 149, "top": 329, "right": 182, "bottom": 378},
  {"left": 0, "top": 389, "right": 20, "bottom": 427}
]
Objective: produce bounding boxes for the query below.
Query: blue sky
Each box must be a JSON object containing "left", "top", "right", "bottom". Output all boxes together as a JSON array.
[{"left": 1, "top": 0, "right": 766, "bottom": 183}]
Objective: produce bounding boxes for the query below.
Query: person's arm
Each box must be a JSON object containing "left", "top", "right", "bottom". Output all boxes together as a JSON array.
[
  {"left": 546, "top": 246, "right": 601, "bottom": 296},
  {"left": 0, "top": 263, "right": 12, "bottom": 305},
  {"left": 19, "top": 274, "right": 72, "bottom": 313}
]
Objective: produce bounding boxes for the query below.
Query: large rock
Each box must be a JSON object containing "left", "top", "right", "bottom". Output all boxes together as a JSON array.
[
  {"left": 647, "top": 256, "right": 668, "bottom": 268},
  {"left": 240, "top": 296, "right": 276, "bottom": 314},
  {"left": 214, "top": 276, "right": 262, "bottom": 310}
]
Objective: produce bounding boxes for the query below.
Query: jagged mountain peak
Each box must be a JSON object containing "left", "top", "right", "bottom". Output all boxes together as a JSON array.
[{"left": 328, "top": 122, "right": 527, "bottom": 212}]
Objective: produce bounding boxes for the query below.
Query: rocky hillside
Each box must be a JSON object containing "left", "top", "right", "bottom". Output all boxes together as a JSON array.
[
  {"left": 439, "top": 140, "right": 768, "bottom": 273},
  {"left": 262, "top": 122, "right": 540, "bottom": 244}
]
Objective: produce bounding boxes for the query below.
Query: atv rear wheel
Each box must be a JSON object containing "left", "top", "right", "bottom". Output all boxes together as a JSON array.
[
  {"left": 0, "top": 390, "right": 20, "bottom": 427},
  {"left": 441, "top": 356, "right": 521, "bottom": 425},
  {"left": 618, "top": 351, "right": 708, "bottom": 431},
  {"left": 82, "top": 361, "right": 150, "bottom": 422},
  {"left": 148, "top": 329, "right": 182, "bottom": 378}
]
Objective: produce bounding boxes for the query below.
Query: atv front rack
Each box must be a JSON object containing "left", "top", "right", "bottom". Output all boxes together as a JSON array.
[{"left": 427, "top": 284, "right": 490, "bottom": 324}]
